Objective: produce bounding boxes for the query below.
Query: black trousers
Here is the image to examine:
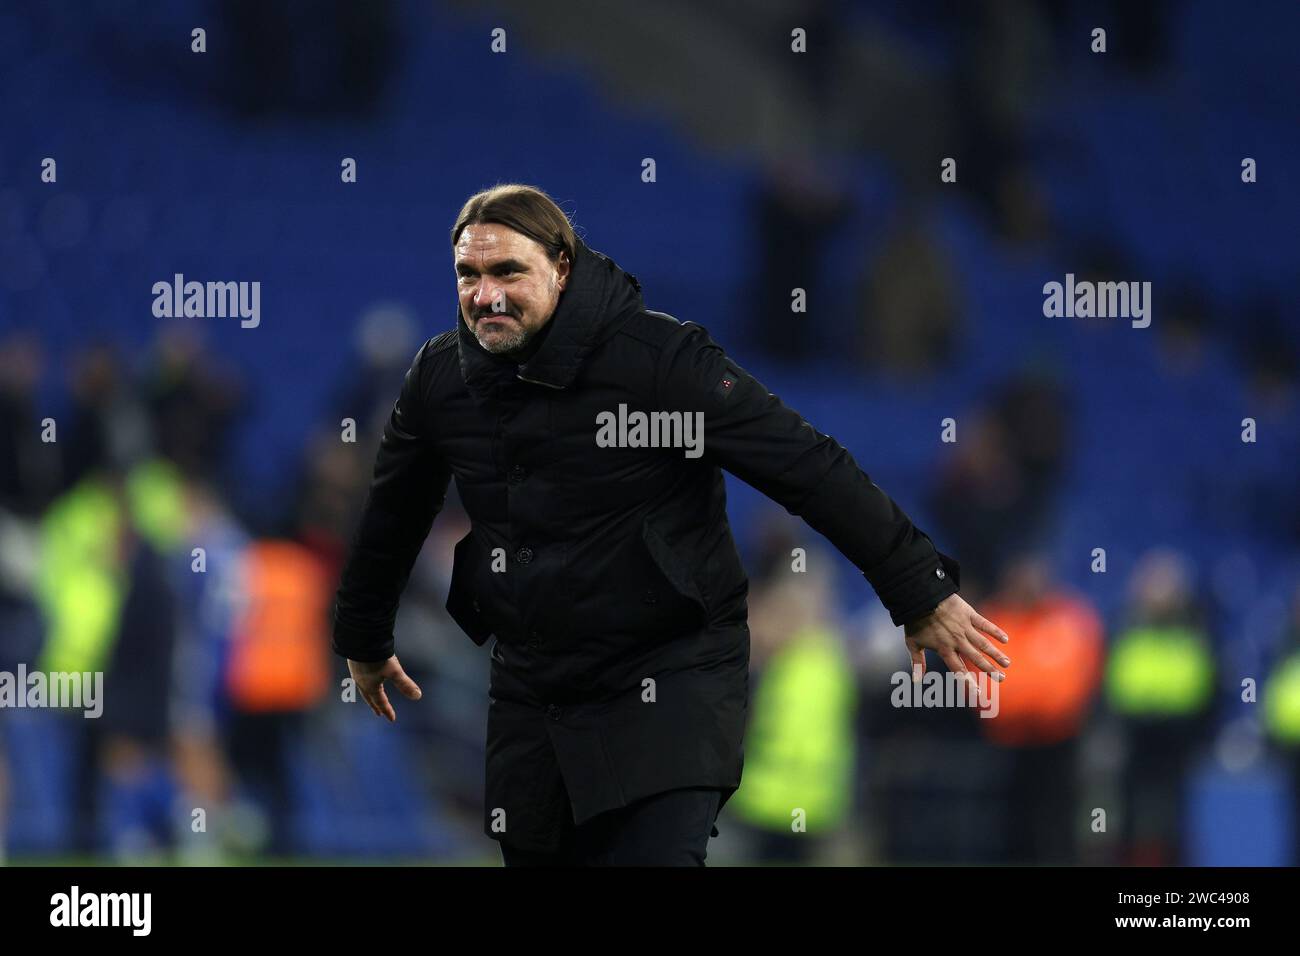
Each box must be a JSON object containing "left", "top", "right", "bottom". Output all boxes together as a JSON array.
[{"left": 499, "top": 787, "right": 723, "bottom": 866}]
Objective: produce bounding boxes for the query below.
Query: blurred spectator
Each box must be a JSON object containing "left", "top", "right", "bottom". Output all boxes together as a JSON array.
[
  {"left": 0, "top": 333, "right": 53, "bottom": 864},
  {"left": 290, "top": 434, "right": 368, "bottom": 575},
  {"left": 848, "top": 586, "right": 1002, "bottom": 864},
  {"left": 1103, "top": 548, "right": 1217, "bottom": 866},
  {"left": 0, "top": 332, "right": 60, "bottom": 516},
  {"left": 1238, "top": 300, "right": 1298, "bottom": 420},
  {"left": 277, "top": 307, "right": 420, "bottom": 569},
  {"left": 168, "top": 477, "right": 250, "bottom": 862},
  {"left": 221, "top": 538, "right": 333, "bottom": 857},
  {"left": 745, "top": 150, "right": 855, "bottom": 363},
  {"left": 975, "top": 550, "right": 1105, "bottom": 863},
  {"left": 946, "top": 0, "right": 1054, "bottom": 244},
  {"left": 1262, "top": 583, "right": 1300, "bottom": 864},
  {"left": 929, "top": 370, "right": 1071, "bottom": 596},
  {"left": 1153, "top": 281, "right": 1214, "bottom": 381},
  {"left": 1235, "top": 302, "right": 1300, "bottom": 548},
  {"left": 60, "top": 344, "right": 152, "bottom": 492},
  {"left": 993, "top": 367, "right": 1072, "bottom": 517},
  {"left": 332, "top": 303, "right": 419, "bottom": 436},
  {"left": 857, "top": 204, "right": 959, "bottom": 377},
  {"left": 141, "top": 323, "right": 245, "bottom": 486},
  {"left": 35, "top": 458, "right": 188, "bottom": 857},
  {"left": 726, "top": 528, "right": 857, "bottom": 864}
]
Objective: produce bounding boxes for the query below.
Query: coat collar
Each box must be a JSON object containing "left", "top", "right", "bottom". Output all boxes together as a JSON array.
[{"left": 457, "top": 234, "right": 644, "bottom": 401}]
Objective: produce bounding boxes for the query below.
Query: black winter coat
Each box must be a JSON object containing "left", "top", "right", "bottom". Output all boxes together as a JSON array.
[{"left": 332, "top": 235, "right": 960, "bottom": 853}]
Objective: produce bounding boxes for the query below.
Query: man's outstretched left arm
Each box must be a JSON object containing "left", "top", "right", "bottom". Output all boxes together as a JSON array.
[{"left": 657, "top": 322, "right": 1009, "bottom": 683}]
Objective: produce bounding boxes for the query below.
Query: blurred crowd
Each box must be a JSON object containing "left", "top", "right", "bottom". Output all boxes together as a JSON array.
[{"left": 0, "top": 312, "right": 491, "bottom": 862}]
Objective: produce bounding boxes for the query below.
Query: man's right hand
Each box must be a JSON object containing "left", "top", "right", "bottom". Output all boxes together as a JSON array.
[{"left": 347, "top": 655, "right": 423, "bottom": 722}]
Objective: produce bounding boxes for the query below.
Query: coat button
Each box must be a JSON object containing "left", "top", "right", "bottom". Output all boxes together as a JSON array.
[
  {"left": 515, "top": 546, "right": 534, "bottom": 565},
  {"left": 935, "top": 567, "right": 946, "bottom": 579},
  {"left": 507, "top": 465, "right": 527, "bottom": 484},
  {"left": 642, "top": 589, "right": 658, "bottom": 605},
  {"left": 472, "top": 597, "right": 481, "bottom": 612},
  {"left": 546, "top": 704, "right": 561, "bottom": 720}
]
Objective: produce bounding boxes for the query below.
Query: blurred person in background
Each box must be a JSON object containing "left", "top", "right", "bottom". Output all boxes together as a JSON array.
[
  {"left": 94, "top": 460, "right": 188, "bottom": 860},
  {"left": 36, "top": 456, "right": 188, "bottom": 858},
  {"left": 974, "top": 549, "right": 1104, "bottom": 863},
  {"left": 857, "top": 203, "right": 959, "bottom": 378},
  {"left": 0, "top": 332, "right": 56, "bottom": 863},
  {"left": 848, "top": 583, "right": 1003, "bottom": 864},
  {"left": 133, "top": 329, "right": 243, "bottom": 860},
  {"left": 1262, "top": 581, "right": 1300, "bottom": 865},
  {"left": 927, "top": 413, "right": 1019, "bottom": 599},
  {"left": 167, "top": 475, "right": 250, "bottom": 862},
  {"left": 929, "top": 370, "right": 1071, "bottom": 597},
  {"left": 726, "top": 527, "right": 857, "bottom": 865},
  {"left": 290, "top": 432, "right": 369, "bottom": 575},
  {"left": 221, "top": 518, "right": 334, "bottom": 858},
  {"left": 33, "top": 343, "right": 187, "bottom": 857},
  {"left": 0, "top": 332, "right": 60, "bottom": 515},
  {"left": 31, "top": 333, "right": 247, "bottom": 860},
  {"left": 141, "top": 322, "right": 245, "bottom": 497},
  {"left": 947, "top": 1, "right": 1054, "bottom": 243},
  {"left": 226, "top": 363, "right": 393, "bottom": 855},
  {"left": 1102, "top": 548, "right": 1216, "bottom": 866},
  {"left": 1153, "top": 281, "right": 1214, "bottom": 383},
  {"left": 1234, "top": 304, "right": 1300, "bottom": 548},
  {"left": 746, "top": 149, "right": 854, "bottom": 363},
  {"left": 331, "top": 302, "right": 420, "bottom": 437},
  {"left": 59, "top": 343, "right": 152, "bottom": 494}
]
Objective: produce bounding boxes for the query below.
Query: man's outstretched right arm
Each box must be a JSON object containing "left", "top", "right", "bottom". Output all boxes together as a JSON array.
[{"left": 332, "top": 338, "right": 453, "bottom": 664}]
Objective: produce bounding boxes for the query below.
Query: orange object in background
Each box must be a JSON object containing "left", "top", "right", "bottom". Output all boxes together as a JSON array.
[
  {"left": 973, "top": 592, "right": 1105, "bottom": 747},
  {"left": 225, "top": 540, "right": 333, "bottom": 713}
]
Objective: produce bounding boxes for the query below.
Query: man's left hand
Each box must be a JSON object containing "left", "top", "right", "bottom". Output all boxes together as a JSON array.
[{"left": 903, "top": 593, "right": 1010, "bottom": 692}]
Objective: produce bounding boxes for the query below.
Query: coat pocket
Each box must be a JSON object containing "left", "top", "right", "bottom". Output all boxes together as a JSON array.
[
  {"left": 445, "top": 530, "right": 495, "bottom": 646},
  {"left": 640, "top": 515, "right": 708, "bottom": 625}
]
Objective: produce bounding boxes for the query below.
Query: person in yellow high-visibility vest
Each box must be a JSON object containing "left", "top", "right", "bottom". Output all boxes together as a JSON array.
[
  {"left": 728, "top": 557, "right": 857, "bottom": 864},
  {"left": 1262, "top": 584, "right": 1300, "bottom": 865},
  {"left": 34, "top": 459, "right": 187, "bottom": 854},
  {"left": 1103, "top": 549, "right": 1217, "bottom": 867}
]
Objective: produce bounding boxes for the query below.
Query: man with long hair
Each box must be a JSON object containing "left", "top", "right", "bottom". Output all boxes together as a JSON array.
[{"left": 332, "top": 183, "right": 1009, "bottom": 866}]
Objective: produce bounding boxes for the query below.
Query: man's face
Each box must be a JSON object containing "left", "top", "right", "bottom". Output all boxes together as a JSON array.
[{"left": 455, "top": 222, "right": 570, "bottom": 356}]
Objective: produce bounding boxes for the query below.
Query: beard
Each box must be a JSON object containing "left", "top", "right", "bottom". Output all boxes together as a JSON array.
[{"left": 473, "top": 315, "right": 531, "bottom": 355}]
